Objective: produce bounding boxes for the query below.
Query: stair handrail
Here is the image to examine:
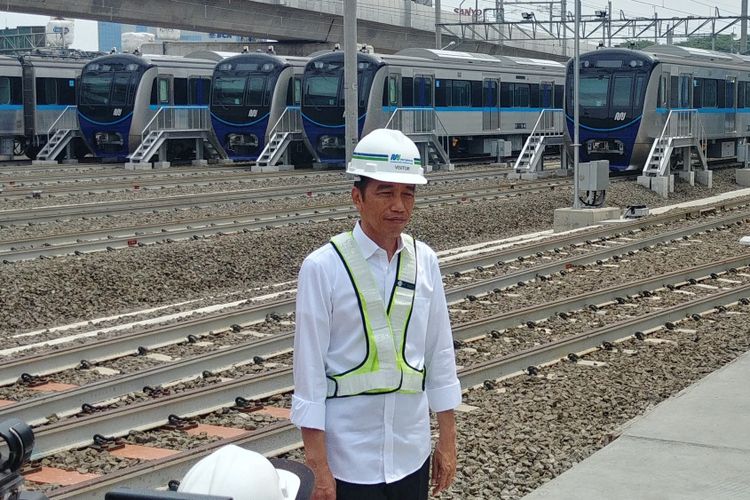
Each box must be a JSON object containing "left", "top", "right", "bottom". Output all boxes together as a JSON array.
[
  {"left": 384, "top": 107, "right": 451, "bottom": 164},
  {"left": 46, "top": 106, "right": 78, "bottom": 144},
  {"left": 513, "top": 109, "right": 563, "bottom": 171},
  {"left": 141, "top": 106, "right": 211, "bottom": 143},
  {"left": 267, "top": 106, "right": 302, "bottom": 140}
]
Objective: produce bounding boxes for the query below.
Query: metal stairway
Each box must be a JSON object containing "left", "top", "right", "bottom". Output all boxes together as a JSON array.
[
  {"left": 639, "top": 109, "right": 708, "bottom": 197},
  {"left": 384, "top": 108, "right": 452, "bottom": 170},
  {"left": 254, "top": 107, "right": 310, "bottom": 171},
  {"left": 36, "top": 128, "right": 76, "bottom": 161},
  {"left": 513, "top": 109, "right": 564, "bottom": 175},
  {"left": 127, "top": 106, "right": 228, "bottom": 165},
  {"left": 34, "top": 106, "right": 85, "bottom": 163},
  {"left": 256, "top": 132, "right": 293, "bottom": 168}
]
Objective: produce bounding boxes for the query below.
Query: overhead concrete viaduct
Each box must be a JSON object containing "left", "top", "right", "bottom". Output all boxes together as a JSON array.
[{"left": 7, "top": 0, "right": 569, "bottom": 59}]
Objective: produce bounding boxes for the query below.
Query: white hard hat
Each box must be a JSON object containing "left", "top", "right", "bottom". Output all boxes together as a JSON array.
[
  {"left": 347, "top": 129, "right": 427, "bottom": 185},
  {"left": 178, "top": 445, "right": 308, "bottom": 500}
]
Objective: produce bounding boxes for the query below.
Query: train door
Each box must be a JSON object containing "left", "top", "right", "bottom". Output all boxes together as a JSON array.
[
  {"left": 725, "top": 77, "right": 736, "bottom": 134},
  {"left": 483, "top": 78, "right": 499, "bottom": 130},
  {"left": 540, "top": 81, "right": 554, "bottom": 109},
  {"left": 413, "top": 75, "right": 434, "bottom": 132}
]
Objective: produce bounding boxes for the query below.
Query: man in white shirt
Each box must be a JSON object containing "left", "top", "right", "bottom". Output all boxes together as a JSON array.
[{"left": 291, "top": 129, "right": 462, "bottom": 500}]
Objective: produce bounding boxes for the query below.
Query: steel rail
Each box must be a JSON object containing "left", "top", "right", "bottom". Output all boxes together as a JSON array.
[
  {"left": 44, "top": 281, "right": 750, "bottom": 499},
  {"left": 4, "top": 254, "right": 749, "bottom": 428},
  {"left": 0, "top": 181, "right": 573, "bottom": 260},
  {"left": 4, "top": 209, "right": 749, "bottom": 390}
]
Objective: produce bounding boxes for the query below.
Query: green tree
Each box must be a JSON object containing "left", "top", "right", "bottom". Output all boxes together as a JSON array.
[{"left": 676, "top": 34, "right": 737, "bottom": 53}]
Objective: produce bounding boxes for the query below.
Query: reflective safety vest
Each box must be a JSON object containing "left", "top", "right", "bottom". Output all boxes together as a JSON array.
[{"left": 326, "top": 231, "right": 426, "bottom": 398}]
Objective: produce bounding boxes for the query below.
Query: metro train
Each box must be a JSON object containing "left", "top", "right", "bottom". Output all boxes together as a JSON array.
[
  {"left": 210, "top": 52, "right": 308, "bottom": 160},
  {"left": 301, "top": 48, "right": 566, "bottom": 164},
  {"left": 566, "top": 45, "right": 750, "bottom": 172},
  {"left": 0, "top": 51, "right": 92, "bottom": 159},
  {"left": 77, "top": 52, "right": 217, "bottom": 161}
]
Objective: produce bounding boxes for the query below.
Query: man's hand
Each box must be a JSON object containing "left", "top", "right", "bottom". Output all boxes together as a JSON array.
[
  {"left": 309, "top": 462, "right": 336, "bottom": 500},
  {"left": 302, "top": 427, "right": 336, "bottom": 500},
  {"left": 432, "top": 410, "right": 457, "bottom": 496}
]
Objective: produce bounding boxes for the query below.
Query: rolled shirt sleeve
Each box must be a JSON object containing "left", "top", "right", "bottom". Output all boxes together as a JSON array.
[
  {"left": 291, "top": 253, "right": 333, "bottom": 430},
  {"left": 422, "top": 248, "right": 462, "bottom": 413}
]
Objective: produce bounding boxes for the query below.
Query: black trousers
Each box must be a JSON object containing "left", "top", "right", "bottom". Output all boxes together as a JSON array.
[{"left": 335, "top": 458, "right": 430, "bottom": 500}]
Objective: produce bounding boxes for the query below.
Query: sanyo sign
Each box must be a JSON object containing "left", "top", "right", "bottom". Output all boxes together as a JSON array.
[{"left": 454, "top": 7, "right": 482, "bottom": 16}]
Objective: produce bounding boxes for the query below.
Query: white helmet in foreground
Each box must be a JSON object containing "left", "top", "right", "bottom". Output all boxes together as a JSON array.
[
  {"left": 347, "top": 129, "right": 427, "bottom": 185},
  {"left": 178, "top": 445, "right": 313, "bottom": 500}
]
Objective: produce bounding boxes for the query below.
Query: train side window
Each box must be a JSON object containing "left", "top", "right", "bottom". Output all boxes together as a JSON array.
[
  {"left": 435, "top": 79, "right": 446, "bottom": 106},
  {"left": 739, "top": 81, "right": 748, "bottom": 108},
  {"left": 669, "top": 76, "right": 679, "bottom": 108},
  {"left": 173, "top": 78, "right": 188, "bottom": 105},
  {"left": 470, "top": 81, "right": 482, "bottom": 107},
  {"left": 0, "top": 77, "right": 9, "bottom": 105},
  {"left": 658, "top": 76, "right": 667, "bottom": 108},
  {"left": 500, "top": 82, "right": 512, "bottom": 107},
  {"left": 388, "top": 75, "right": 400, "bottom": 106},
  {"left": 451, "top": 80, "right": 470, "bottom": 107},
  {"left": 529, "top": 84, "right": 540, "bottom": 108},
  {"left": 190, "top": 77, "right": 211, "bottom": 105},
  {"left": 287, "top": 77, "right": 302, "bottom": 106},
  {"left": 35, "top": 78, "right": 57, "bottom": 105},
  {"left": 703, "top": 79, "right": 717, "bottom": 108},
  {"left": 679, "top": 75, "right": 691, "bottom": 108},
  {"left": 58, "top": 78, "right": 76, "bottom": 104},
  {"left": 693, "top": 78, "right": 703, "bottom": 108},
  {"left": 726, "top": 78, "right": 736, "bottom": 108},
  {"left": 158, "top": 78, "right": 171, "bottom": 105},
  {"left": 513, "top": 84, "right": 530, "bottom": 107},
  {"left": 401, "top": 77, "right": 413, "bottom": 107},
  {"left": 554, "top": 84, "right": 563, "bottom": 108}
]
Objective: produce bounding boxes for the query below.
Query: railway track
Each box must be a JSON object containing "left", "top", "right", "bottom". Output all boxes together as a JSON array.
[
  {"left": 0, "top": 179, "right": 573, "bottom": 260},
  {"left": 34, "top": 269, "right": 750, "bottom": 499}
]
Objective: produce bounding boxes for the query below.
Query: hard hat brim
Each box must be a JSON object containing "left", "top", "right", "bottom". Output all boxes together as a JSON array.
[
  {"left": 353, "top": 170, "right": 427, "bottom": 185},
  {"left": 270, "top": 458, "right": 315, "bottom": 499}
]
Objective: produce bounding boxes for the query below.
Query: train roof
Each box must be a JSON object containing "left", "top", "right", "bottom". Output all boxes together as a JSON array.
[
  {"left": 184, "top": 50, "right": 238, "bottom": 62},
  {"left": 396, "top": 48, "right": 500, "bottom": 64},
  {"left": 216, "top": 52, "right": 308, "bottom": 69},
  {"left": 643, "top": 44, "right": 737, "bottom": 63},
  {"left": 0, "top": 55, "right": 21, "bottom": 67}
]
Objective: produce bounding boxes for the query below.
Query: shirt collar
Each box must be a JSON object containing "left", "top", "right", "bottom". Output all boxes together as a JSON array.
[{"left": 353, "top": 221, "right": 410, "bottom": 260}]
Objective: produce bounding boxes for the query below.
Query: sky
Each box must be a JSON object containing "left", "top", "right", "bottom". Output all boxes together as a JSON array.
[{"left": 0, "top": 0, "right": 746, "bottom": 52}]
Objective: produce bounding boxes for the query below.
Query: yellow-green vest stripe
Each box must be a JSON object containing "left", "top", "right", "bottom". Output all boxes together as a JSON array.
[{"left": 326, "top": 232, "right": 425, "bottom": 398}]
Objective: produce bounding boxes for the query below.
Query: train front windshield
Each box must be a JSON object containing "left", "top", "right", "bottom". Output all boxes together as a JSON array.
[
  {"left": 566, "top": 51, "right": 653, "bottom": 127},
  {"left": 79, "top": 56, "right": 148, "bottom": 122}
]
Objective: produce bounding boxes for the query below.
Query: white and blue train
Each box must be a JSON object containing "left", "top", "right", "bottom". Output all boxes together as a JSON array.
[
  {"left": 210, "top": 52, "right": 307, "bottom": 161},
  {"left": 301, "top": 48, "right": 566, "bottom": 164},
  {"left": 77, "top": 53, "right": 217, "bottom": 161},
  {"left": 566, "top": 45, "right": 750, "bottom": 172},
  {"left": 0, "top": 52, "right": 90, "bottom": 159}
]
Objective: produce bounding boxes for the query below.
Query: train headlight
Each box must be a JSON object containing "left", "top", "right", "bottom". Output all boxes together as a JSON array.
[
  {"left": 94, "top": 132, "right": 123, "bottom": 146},
  {"left": 227, "top": 133, "right": 258, "bottom": 148},
  {"left": 318, "top": 135, "right": 344, "bottom": 152}
]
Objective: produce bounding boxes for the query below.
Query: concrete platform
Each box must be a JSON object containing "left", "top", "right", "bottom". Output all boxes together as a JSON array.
[
  {"left": 523, "top": 350, "right": 750, "bottom": 500},
  {"left": 736, "top": 169, "right": 750, "bottom": 187},
  {"left": 553, "top": 207, "right": 621, "bottom": 231}
]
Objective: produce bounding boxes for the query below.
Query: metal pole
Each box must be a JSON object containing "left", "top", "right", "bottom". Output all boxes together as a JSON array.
[
  {"left": 344, "top": 0, "right": 358, "bottom": 165},
  {"left": 607, "top": 0, "right": 612, "bottom": 47},
  {"left": 573, "top": 0, "right": 581, "bottom": 209},
  {"left": 561, "top": 0, "right": 567, "bottom": 56},
  {"left": 436, "top": 0, "right": 442, "bottom": 49},
  {"left": 742, "top": 0, "right": 748, "bottom": 54}
]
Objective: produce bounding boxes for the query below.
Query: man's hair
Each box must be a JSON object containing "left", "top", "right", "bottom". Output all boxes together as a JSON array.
[{"left": 353, "top": 176, "right": 371, "bottom": 197}]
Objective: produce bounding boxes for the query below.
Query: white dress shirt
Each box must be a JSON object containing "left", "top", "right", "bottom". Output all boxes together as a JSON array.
[{"left": 291, "top": 222, "right": 461, "bottom": 484}]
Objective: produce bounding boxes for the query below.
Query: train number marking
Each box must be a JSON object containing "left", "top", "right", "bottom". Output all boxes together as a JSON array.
[
  {"left": 614, "top": 112, "right": 627, "bottom": 121},
  {"left": 113, "top": 108, "right": 123, "bottom": 117},
  {"left": 515, "top": 123, "right": 527, "bottom": 130},
  {"left": 248, "top": 109, "right": 258, "bottom": 118}
]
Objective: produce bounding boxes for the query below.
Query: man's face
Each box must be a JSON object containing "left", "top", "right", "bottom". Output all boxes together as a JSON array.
[{"left": 352, "top": 179, "right": 416, "bottom": 243}]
